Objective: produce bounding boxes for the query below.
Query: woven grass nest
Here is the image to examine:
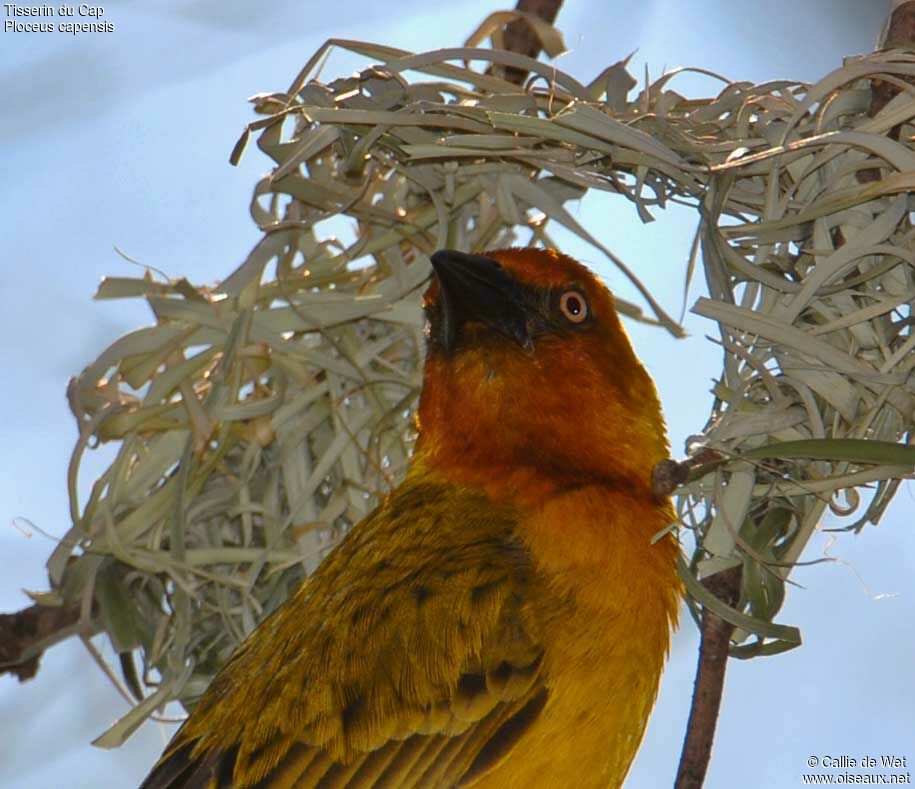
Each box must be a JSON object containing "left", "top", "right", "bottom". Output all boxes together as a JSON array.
[{"left": 46, "top": 31, "right": 915, "bottom": 744}]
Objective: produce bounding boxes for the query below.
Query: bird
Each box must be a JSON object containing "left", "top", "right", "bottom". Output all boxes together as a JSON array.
[{"left": 141, "top": 246, "right": 681, "bottom": 789}]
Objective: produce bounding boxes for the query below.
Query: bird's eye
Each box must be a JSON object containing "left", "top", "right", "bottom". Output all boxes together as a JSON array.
[{"left": 558, "top": 290, "right": 589, "bottom": 324}]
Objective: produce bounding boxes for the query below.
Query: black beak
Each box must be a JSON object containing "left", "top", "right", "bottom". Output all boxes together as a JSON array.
[{"left": 429, "top": 250, "right": 534, "bottom": 355}]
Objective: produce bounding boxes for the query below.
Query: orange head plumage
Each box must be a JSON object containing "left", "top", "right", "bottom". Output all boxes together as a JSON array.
[{"left": 416, "top": 247, "right": 669, "bottom": 505}]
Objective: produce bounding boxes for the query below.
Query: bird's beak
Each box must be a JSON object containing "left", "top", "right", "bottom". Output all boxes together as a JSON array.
[{"left": 429, "top": 250, "right": 534, "bottom": 355}]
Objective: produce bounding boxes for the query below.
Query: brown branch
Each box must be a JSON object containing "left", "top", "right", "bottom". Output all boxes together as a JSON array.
[
  {"left": 858, "top": 1, "right": 915, "bottom": 182},
  {"left": 880, "top": 1, "right": 915, "bottom": 48},
  {"left": 0, "top": 602, "right": 87, "bottom": 682},
  {"left": 495, "top": 0, "right": 564, "bottom": 85},
  {"left": 650, "top": 449, "right": 735, "bottom": 788},
  {"left": 674, "top": 565, "right": 743, "bottom": 789},
  {"left": 651, "top": 449, "right": 724, "bottom": 500}
]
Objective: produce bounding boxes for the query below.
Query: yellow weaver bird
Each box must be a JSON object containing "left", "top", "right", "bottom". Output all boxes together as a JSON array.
[{"left": 142, "top": 247, "right": 681, "bottom": 788}]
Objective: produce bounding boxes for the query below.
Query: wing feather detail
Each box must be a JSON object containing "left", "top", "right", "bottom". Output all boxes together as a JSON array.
[{"left": 142, "top": 480, "right": 547, "bottom": 789}]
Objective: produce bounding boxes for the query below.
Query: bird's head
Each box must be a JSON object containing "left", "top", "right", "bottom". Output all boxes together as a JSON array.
[{"left": 414, "top": 247, "right": 670, "bottom": 503}]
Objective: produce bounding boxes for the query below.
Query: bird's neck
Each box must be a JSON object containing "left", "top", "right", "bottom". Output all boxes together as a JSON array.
[
  {"left": 413, "top": 352, "right": 671, "bottom": 509},
  {"left": 407, "top": 446, "right": 568, "bottom": 509},
  {"left": 521, "top": 482, "right": 680, "bottom": 608},
  {"left": 411, "top": 416, "right": 666, "bottom": 513}
]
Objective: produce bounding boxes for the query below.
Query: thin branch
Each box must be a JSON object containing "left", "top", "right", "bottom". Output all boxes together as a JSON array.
[
  {"left": 674, "top": 566, "right": 743, "bottom": 789},
  {"left": 859, "top": 0, "right": 915, "bottom": 182},
  {"left": 0, "top": 602, "right": 89, "bottom": 682},
  {"left": 880, "top": 0, "right": 915, "bottom": 48},
  {"left": 651, "top": 449, "right": 725, "bottom": 499},
  {"left": 496, "top": 0, "right": 564, "bottom": 85}
]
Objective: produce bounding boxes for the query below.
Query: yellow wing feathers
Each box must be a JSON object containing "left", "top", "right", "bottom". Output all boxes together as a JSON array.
[{"left": 143, "top": 480, "right": 547, "bottom": 788}]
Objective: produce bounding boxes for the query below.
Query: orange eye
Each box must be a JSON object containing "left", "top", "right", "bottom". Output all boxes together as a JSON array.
[{"left": 559, "top": 290, "right": 588, "bottom": 324}]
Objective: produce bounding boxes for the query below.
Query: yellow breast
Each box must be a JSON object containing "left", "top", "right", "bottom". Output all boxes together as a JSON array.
[{"left": 473, "top": 484, "right": 680, "bottom": 789}]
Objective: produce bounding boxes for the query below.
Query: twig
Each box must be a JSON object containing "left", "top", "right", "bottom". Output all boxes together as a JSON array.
[
  {"left": 674, "top": 565, "right": 743, "bottom": 789},
  {"left": 0, "top": 602, "right": 89, "bottom": 682},
  {"left": 495, "top": 0, "right": 564, "bottom": 85},
  {"left": 651, "top": 449, "right": 725, "bottom": 500},
  {"left": 858, "top": 0, "right": 915, "bottom": 182}
]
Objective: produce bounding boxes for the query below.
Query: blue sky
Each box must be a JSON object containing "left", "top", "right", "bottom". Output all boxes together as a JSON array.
[{"left": 1, "top": 2, "right": 912, "bottom": 787}]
